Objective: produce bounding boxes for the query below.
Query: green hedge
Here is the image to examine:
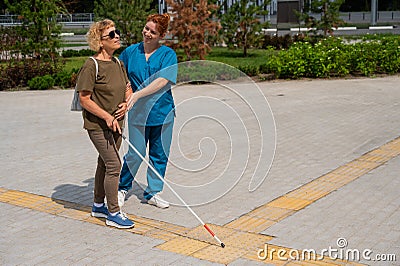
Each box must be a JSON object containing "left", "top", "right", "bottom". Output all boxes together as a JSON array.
[
  {"left": 61, "top": 49, "right": 95, "bottom": 58},
  {"left": 28, "top": 75, "right": 55, "bottom": 90},
  {"left": 260, "top": 36, "right": 400, "bottom": 79}
]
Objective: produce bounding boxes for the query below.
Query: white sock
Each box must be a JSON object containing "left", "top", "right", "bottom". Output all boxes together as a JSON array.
[
  {"left": 109, "top": 212, "right": 119, "bottom": 216},
  {"left": 93, "top": 202, "right": 104, "bottom": 208}
]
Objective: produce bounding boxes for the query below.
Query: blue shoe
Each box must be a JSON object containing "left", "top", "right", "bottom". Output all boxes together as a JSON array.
[
  {"left": 91, "top": 204, "right": 109, "bottom": 218},
  {"left": 106, "top": 212, "right": 135, "bottom": 229}
]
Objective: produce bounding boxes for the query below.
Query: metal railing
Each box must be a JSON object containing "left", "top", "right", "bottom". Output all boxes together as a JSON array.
[
  {"left": 340, "top": 11, "right": 400, "bottom": 23},
  {"left": 0, "top": 11, "right": 399, "bottom": 27},
  {"left": 0, "top": 13, "right": 94, "bottom": 25}
]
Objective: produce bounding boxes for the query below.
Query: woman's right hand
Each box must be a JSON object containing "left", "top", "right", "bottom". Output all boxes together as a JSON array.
[{"left": 106, "top": 115, "right": 121, "bottom": 134}]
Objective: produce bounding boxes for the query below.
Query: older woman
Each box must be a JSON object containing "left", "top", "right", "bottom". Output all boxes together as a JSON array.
[{"left": 76, "top": 19, "right": 134, "bottom": 228}]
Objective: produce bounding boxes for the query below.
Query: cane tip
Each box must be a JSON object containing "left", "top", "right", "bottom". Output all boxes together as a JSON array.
[{"left": 221, "top": 243, "right": 225, "bottom": 248}]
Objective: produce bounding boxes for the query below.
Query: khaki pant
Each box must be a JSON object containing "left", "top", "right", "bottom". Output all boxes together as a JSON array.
[{"left": 88, "top": 130, "right": 122, "bottom": 213}]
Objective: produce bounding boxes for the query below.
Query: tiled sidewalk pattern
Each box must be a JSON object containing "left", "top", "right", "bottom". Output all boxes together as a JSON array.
[{"left": 1, "top": 76, "right": 399, "bottom": 265}]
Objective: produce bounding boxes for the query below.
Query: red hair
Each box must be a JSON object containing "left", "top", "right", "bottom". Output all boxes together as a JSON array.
[{"left": 147, "top": 13, "right": 170, "bottom": 36}]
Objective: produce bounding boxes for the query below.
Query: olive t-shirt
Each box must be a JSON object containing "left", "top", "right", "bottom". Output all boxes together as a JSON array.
[{"left": 76, "top": 57, "right": 129, "bottom": 131}]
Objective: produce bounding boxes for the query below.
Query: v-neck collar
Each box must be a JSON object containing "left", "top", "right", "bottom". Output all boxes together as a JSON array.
[{"left": 140, "top": 42, "right": 161, "bottom": 63}]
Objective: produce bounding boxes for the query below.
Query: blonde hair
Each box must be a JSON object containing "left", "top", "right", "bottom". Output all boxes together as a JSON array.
[
  {"left": 147, "top": 13, "right": 170, "bottom": 36},
  {"left": 86, "top": 19, "right": 115, "bottom": 52}
]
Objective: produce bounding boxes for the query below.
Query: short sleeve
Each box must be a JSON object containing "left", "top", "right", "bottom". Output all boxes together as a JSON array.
[
  {"left": 159, "top": 49, "right": 178, "bottom": 84},
  {"left": 76, "top": 59, "right": 97, "bottom": 93}
]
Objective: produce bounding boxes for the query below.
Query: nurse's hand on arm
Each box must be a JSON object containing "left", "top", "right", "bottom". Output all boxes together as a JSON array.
[
  {"left": 127, "top": 77, "right": 169, "bottom": 109},
  {"left": 80, "top": 91, "right": 122, "bottom": 134},
  {"left": 114, "top": 82, "right": 133, "bottom": 119}
]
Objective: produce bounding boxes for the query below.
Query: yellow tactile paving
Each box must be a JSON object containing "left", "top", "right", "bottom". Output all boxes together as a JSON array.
[
  {"left": 60, "top": 208, "right": 91, "bottom": 221},
  {"left": 357, "top": 154, "right": 390, "bottom": 164},
  {"left": 222, "top": 231, "right": 273, "bottom": 251},
  {"left": 84, "top": 215, "right": 107, "bottom": 226},
  {"left": 285, "top": 188, "right": 331, "bottom": 202},
  {"left": 225, "top": 215, "right": 276, "bottom": 232},
  {"left": 267, "top": 196, "right": 313, "bottom": 211},
  {"left": 130, "top": 215, "right": 190, "bottom": 236},
  {"left": 156, "top": 236, "right": 210, "bottom": 255},
  {"left": 36, "top": 201, "right": 67, "bottom": 215},
  {"left": 0, "top": 189, "right": 187, "bottom": 238},
  {"left": 191, "top": 244, "right": 247, "bottom": 264},
  {"left": 349, "top": 160, "right": 382, "bottom": 170},
  {"left": 247, "top": 205, "right": 295, "bottom": 221},
  {"left": 184, "top": 224, "right": 239, "bottom": 244},
  {"left": 0, "top": 190, "right": 28, "bottom": 202},
  {"left": 164, "top": 225, "right": 276, "bottom": 264},
  {"left": 305, "top": 179, "right": 345, "bottom": 191},
  {"left": 318, "top": 173, "right": 357, "bottom": 185},
  {"left": 145, "top": 228, "right": 181, "bottom": 241},
  {"left": 332, "top": 165, "right": 372, "bottom": 177},
  {"left": 380, "top": 137, "right": 400, "bottom": 150},
  {"left": 125, "top": 222, "right": 156, "bottom": 235},
  {"left": 365, "top": 148, "right": 400, "bottom": 158}
]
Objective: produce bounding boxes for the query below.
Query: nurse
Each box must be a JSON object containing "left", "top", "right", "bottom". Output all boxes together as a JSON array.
[{"left": 118, "top": 13, "right": 178, "bottom": 209}]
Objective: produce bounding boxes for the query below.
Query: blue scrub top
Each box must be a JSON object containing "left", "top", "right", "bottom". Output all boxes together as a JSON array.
[{"left": 120, "top": 42, "right": 178, "bottom": 126}]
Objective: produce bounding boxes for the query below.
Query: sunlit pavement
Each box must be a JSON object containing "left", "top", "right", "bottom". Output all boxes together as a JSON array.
[{"left": 1, "top": 75, "right": 399, "bottom": 265}]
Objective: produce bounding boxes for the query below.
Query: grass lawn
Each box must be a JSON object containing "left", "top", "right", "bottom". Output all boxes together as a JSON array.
[
  {"left": 204, "top": 47, "right": 273, "bottom": 68},
  {"left": 63, "top": 56, "right": 87, "bottom": 72}
]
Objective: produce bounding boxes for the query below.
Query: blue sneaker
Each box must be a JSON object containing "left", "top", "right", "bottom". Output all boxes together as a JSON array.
[
  {"left": 91, "top": 204, "right": 109, "bottom": 218},
  {"left": 106, "top": 212, "right": 135, "bottom": 229}
]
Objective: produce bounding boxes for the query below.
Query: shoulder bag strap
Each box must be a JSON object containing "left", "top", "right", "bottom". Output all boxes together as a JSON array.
[{"left": 89, "top": 56, "right": 99, "bottom": 80}]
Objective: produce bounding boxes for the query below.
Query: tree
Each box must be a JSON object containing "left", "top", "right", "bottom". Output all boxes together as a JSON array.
[
  {"left": 94, "top": 0, "right": 154, "bottom": 46},
  {"left": 5, "top": 0, "right": 66, "bottom": 61},
  {"left": 166, "top": 0, "right": 221, "bottom": 60},
  {"left": 219, "top": 0, "right": 270, "bottom": 57},
  {"left": 0, "top": 0, "right": 67, "bottom": 88},
  {"left": 300, "top": 0, "right": 345, "bottom": 36},
  {"left": 63, "top": 0, "right": 94, "bottom": 13}
]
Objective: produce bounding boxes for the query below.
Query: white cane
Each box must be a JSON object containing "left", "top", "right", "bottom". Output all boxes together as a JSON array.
[{"left": 121, "top": 134, "right": 225, "bottom": 248}]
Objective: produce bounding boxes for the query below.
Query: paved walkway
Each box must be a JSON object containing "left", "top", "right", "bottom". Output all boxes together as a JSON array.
[{"left": 0, "top": 75, "right": 399, "bottom": 265}]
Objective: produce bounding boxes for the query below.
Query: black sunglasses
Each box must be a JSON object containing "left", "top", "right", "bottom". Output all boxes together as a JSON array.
[{"left": 102, "top": 29, "right": 121, "bottom": 39}]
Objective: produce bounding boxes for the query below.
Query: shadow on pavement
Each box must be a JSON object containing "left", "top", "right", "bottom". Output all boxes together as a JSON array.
[
  {"left": 50, "top": 177, "right": 149, "bottom": 208},
  {"left": 51, "top": 178, "right": 94, "bottom": 209}
]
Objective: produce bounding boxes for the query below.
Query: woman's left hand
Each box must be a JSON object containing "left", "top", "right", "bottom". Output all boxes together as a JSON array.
[{"left": 114, "top": 102, "right": 127, "bottom": 120}]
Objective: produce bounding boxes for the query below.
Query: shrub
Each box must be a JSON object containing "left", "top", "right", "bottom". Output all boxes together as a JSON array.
[
  {"left": 237, "top": 65, "right": 260, "bottom": 77},
  {"left": 259, "top": 34, "right": 323, "bottom": 50},
  {"left": 258, "top": 36, "right": 399, "bottom": 79},
  {"left": 53, "top": 69, "right": 79, "bottom": 88},
  {"left": 62, "top": 49, "right": 95, "bottom": 58},
  {"left": 0, "top": 59, "right": 62, "bottom": 89},
  {"left": 28, "top": 75, "right": 55, "bottom": 90},
  {"left": 375, "top": 37, "right": 400, "bottom": 74}
]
